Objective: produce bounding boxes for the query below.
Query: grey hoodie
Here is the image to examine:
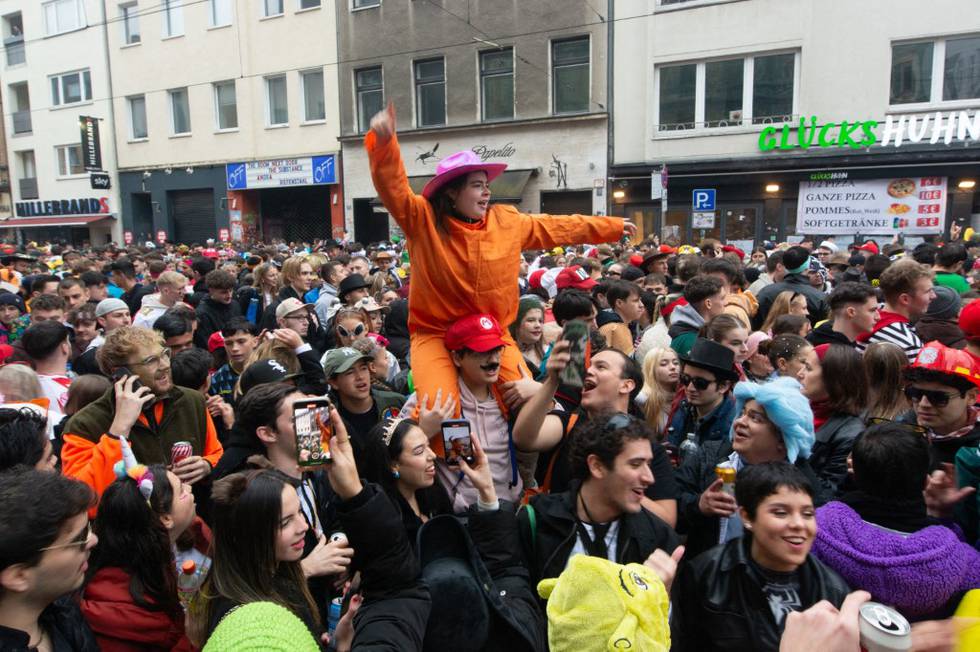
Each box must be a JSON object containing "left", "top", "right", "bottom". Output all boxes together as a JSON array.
[{"left": 667, "top": 301, "right": 705, "bottom": 339}]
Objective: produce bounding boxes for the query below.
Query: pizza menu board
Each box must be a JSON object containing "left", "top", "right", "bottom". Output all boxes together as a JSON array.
[{"left": 796, "top": 177, "right": 948, "bottom": 235}]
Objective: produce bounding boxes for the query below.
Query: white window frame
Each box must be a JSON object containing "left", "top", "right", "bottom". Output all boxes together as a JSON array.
[
  {"left": 298, "top": 0, "right": 321, "bottom": 10},
  {"left": 300, "top": 69, "right": 326, "bottom": 123},
  {"left": 49, "top": 69, "right": 92, "bottom": 107},
  {"left": 889, "top": 35, "right": 980, "bottom": 111},
  {"left": 351, "top": 0, "right": 380, "bottom": 10},
  {"left": 213, "top": 80, "right": 238, "bottom": 131},
  {"left": 55, "top": 143, "right": 85, "bottom": 177},
  {"left": 261, "top": 0, "right": 284, "bottom": 18},
  {"left": 120, "top": 2, "right": 140, "bottom": 44},
  {"left": 653, "top": 49, "right": 801, "bottom": 139},
  {"left": 265, "top": 74, "right": 288, "bottom": 126},
  {"left": 128, "top": 95, "right": 147, "bottom": 140},
  {"left": 654, "top": 0, "right": 750, "bottom": 12},
  {"left": 17, "top": 150, "right": 36, "bottom": 180},
  {"left": 161, "top": 0, "right": 183, "bottom": 38},
  {"left": 208, "top": 0, "right": 233, "bottom": 27},
  {"left": 354, "top": 66, "right": 383, "bottom": 133},
  {"left": 168, "top": 87, "right": 191, "bottom": 135},
  {"left": 42, "top": 0, "right": 85, "bottom": 36}
]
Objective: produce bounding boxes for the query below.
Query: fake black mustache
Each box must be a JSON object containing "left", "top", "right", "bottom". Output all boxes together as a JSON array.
[{"left": 480, "top": 363, "right": 500, "bottom": 372}]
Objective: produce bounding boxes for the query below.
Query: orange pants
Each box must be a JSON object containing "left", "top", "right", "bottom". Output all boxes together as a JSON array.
[{"left": 410, "top": 330, "right": 529, "bottom": 453}]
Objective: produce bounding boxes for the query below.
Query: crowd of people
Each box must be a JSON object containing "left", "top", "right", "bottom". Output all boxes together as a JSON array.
[{"left": 0, "top": 103, "right": 978, "bottom": 651}]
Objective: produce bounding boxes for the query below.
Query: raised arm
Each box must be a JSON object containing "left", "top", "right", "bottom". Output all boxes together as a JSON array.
[
  {"left": 512, "top": 341, "right": 569, "bottom": 453},
  {"left": 519, "top": 211, "right": 635, "bottom": 251},
  {"left": 364, "top": 102, "right": 431, "bottom": 238}
]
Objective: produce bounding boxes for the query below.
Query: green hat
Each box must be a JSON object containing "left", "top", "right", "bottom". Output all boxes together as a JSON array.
[
  {"left": 202, "top": 602, "right": 319, "bottom": 651},
  {"left": 322, "top": 347, "right": 372, "bottom": 377}
]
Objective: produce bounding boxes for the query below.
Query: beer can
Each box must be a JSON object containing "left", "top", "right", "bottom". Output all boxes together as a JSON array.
[
  {"left": 171, "top": 441, "right": 193, "bottom": 466},
  {"left": 715, "top": 464, "right": 736, "bottom": 496},
  {"left": 859, "top": 602, "right": 911, "bottom": 652}
]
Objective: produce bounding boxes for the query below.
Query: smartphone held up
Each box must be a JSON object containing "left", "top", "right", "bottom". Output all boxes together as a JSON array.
[
  {"left": 294, "top": 397, "right": 333, "bottom": 467},
  {"left": 441, "top": 419, "right": 475, "bottom": 466}
]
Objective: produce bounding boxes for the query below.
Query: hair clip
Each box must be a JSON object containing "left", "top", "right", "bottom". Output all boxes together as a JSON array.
[{"left": 381, "top": 417, "right": 405, "bottom": 447}]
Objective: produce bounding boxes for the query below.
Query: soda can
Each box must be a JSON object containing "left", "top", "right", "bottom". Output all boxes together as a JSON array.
[
  {"left": 858, "top": 602, "right": 911, "bottom": 651},
  {"left": 329, "top": 531, "right": 348, "bottom": 545},
  {"left": 715, "top": 464, "right": 736, "bottom": 496},
  {"left": 171, "top": 441, "right": 193, "bottom": 466}
]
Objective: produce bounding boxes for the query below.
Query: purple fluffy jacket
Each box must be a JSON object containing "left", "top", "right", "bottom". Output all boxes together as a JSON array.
[{"left": 813, "top": 501, "right": 980, "bottom": 619}]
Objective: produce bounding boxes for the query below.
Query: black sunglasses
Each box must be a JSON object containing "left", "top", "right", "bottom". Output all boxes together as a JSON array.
[
  {"left": 903, "top": 386, "right": 963, "bottom": 408},
  {"left": 679, "top": 373, "right": 715, "bottom": 391}
]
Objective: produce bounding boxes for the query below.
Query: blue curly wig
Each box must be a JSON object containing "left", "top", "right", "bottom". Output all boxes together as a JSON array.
[{"left": 730, "top": 376, "right": 814, "bottom": 463}]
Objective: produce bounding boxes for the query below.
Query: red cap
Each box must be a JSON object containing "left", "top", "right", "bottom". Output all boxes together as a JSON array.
[
  {"left": 445, "top": 314, "right": 507, "bottom": 353},
  {"left": 661, "top": 296, "right": 688, "bottom": 318},
  {"left": 721, "top": 245, "right": 745, "bottom": 260},
  {"left": 555, "top": 265, "right": 597, "bottom": 291},
  {"left": 959, "top": 299, "right": 980, "bottom": 339},
  {"left": 202, "top": 248, "right": 219, "bottom": 259},
  {"left": 207, "top": 331, "right": 225, "bottom": 353},
  {"left": 911, "top": 340, "right": 980, "bottom": 388},
  {"left": 659, "top": 245, "right": 677, "bottom": 255},
  {"left": 528, "top": 269, "right": 547, "bottom": 289},
  {"left": 857, "top": 241, "right": 879, "bottom": 255},
  {"left": 0, "top": 344, "right": 13, "bottom": 364},
  {"left": 629, "top": 254, "right": 643, "bottom": 267}
]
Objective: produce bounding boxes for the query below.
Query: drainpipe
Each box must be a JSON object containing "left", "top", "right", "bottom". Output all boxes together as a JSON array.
[
  {"left": 605, "top": 0, "right": 614, "bottom": 217},
  {"left": 99, "top": 0, "right": 123, "bottom": 244}
]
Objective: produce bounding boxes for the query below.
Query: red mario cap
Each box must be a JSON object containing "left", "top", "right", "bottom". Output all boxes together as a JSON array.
[
  {"left": 555, "top": 265, "right": 597, "bottom": 291},
  {"left": 959, "top": 299, "right": 980, "bottom": 340},
  {"left": 911, "top": 340, "right": 980, "bottom": 388},
  {"left": 856, "top": 241, "right": 879, "bottom": 255},
  {"left": 445, "top": 314, "right": 507, "bottom": 353}
]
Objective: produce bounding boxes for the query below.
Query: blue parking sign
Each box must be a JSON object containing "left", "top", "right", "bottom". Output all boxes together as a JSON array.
[{"left": 692, "top": 189, "right": 716, "bottom": 211}]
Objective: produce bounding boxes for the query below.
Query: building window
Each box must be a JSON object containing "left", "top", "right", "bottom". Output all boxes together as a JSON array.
[
  {"left": 552, "top": 36, "right": 590, "bottom": 114},
  {"left": 17, "top": 150, "right": 36, "bottom": 179},
  {"left": 891, "top": 36, "right": 980, "bottom": 105},
  {"left": 209, "top": 0, "right": 232, "bottom": 27},
  {"left": 262, "top": 0, "right": 284, "bottom": 17},
  {"left": 355, "top": 66, "right": 383, "bottom": 133},
  {"left": 169, "top": 87, "right": 191, "bottom": 134},
  {"left": 42, "top": 0, "right": 84, "bottom": 36},
  {"left": 657, "top": 52, "right": 798, "bottom": 131},
  {"left": 299, "top": 0, "right": 321, "bottom": 8},
  {"left": 480, "top": 48, "right": 513, "bottom": 121},
  {"left": 414, "top": 58, "right": 445, "bottom": 127},
  {"left": 353, "top": 0, "right": 380, "bottom": 8},
  {"left": 56, "top": 144, "right": 84, "bottom": 176},
  {"left": 128, "top": 95, "right": 147, "bottom": 139},
  {"left": 162, "top": 0, "right": 183, "bottom": 37},
  {"left": 120, "top": 3, "right": 140, "bottom": 44},
  {"left": 301, "top": 69, "right": 325, "bottom": 122},
  {"left": 266, "top": 75, "right": 288, "bottom": 125},
  {"left": 213, "top": 81, "right": 237, "bottom": 130},
  {"left": 50, "top": 69, "right": 92, "bottom": 107}
]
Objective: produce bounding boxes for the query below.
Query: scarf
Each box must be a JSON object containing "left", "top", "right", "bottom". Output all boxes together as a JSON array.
[
  {"left": 930, "top": 406, "right": 980, "bottom": 441},
  {"left": 811, "top": 400, "right": 833, "bottom": 433},
  {"left": 839, "top": 490, "right": 933, "bottom": 534}
]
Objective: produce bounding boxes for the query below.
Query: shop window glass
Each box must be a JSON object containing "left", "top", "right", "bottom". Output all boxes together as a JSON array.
[
  {"left": 214, "top": 81, "right": 237, "bottom": 130},
  {"left": 170, "top": 87, "right": 190, "bottom": 134},
  {"left": 659, "top": 63, "right": 696, "bottom": 130},
  {"left": 129, "top": 95, "right": 147, "bottom": 139},
  {"left": 753, "top": 53, "right": 794, "bottom": 123},
  {"left": 943, "top": 36, "right": 980, "bottom": 101},
  {"left": 266, "top": 75, "right": 288, "bottom": 125},
  {"left": 705, "top": 59, "right": 743, "bottom": 127},
  {"left": 890, "top": 42, "right": 933, "bottom": 104}
]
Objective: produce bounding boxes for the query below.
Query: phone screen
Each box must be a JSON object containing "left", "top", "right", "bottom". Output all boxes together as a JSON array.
[
  {"left": 441, "top": 421, "right": 473, "bottom": 465},
  {"left": 293, "top": 399, "right": 332, "bottom": 467},
  {"left": 559, "top": 320, "right": 591, "bottom": 389}
]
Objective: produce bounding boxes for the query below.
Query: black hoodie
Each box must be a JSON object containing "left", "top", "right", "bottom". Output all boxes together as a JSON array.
[{"left": 806, "top": 321, "right": 855, "bottom": 347}]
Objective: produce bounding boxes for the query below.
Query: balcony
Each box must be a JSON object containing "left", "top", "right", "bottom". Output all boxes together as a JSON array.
[
  {"left": 19, "top": 177, "right": 37, "bottom": 199},
  {"left": 12, "top": 110, "right": 30, "bottom": 134},
  {"left": 4, "top": 36, "right": 23, "bottom": 66}
]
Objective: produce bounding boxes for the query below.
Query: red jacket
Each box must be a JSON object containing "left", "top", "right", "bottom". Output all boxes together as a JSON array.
[{"left": 80, "top": 567, "right": 196, "bottom": 652}]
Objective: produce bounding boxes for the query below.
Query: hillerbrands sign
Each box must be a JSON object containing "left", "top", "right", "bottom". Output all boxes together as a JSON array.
[{"left": 760, "top": 110, "right": 979, "bottom": 151}]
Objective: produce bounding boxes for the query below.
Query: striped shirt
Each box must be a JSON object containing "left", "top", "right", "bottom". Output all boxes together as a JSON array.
[{"left": 856, "top": 320, "right": 922, "bottom": 362}]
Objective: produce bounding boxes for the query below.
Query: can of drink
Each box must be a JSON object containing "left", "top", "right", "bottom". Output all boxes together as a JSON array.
[
  {"left": 171, "top": 441, "right": 193, "bottom": 466},
  {"left": 329, "top": 531, "right": 348, "bottom": 545},
  {"left": 326, "top": 597, "right": 343, "bottom": 634},
  {"left": 715, "top": 464, "right": 736, "bottom": 496},
  {"left": 858, "top": 602, "right": 911, "bottom": 651}
]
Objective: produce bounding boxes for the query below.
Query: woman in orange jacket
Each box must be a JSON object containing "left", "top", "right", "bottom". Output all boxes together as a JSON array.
[{"left": 367, "top": 103, "right": 634, "bottom": 425}]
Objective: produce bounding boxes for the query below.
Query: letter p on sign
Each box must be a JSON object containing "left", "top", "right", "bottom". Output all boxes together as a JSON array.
[{"left": 693, "top": 189, "right": 716, "bottom": 211}]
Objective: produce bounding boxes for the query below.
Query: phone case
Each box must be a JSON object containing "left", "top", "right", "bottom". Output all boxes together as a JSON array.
[
  {"left": 559, "top": 321, "right": 591, "bottom": 388},
  {"left": 294, "top": 400, "right": 333, "bottom": 467}
]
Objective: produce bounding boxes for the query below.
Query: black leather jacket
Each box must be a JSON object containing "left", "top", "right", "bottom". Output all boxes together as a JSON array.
[{"left": 670, "top": 536, "right": 850, "bottom": 652}]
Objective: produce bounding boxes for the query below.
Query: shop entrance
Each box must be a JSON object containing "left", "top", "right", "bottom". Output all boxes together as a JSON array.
[
  {"left": 171, "top": 189, "right": 216, "bottom": 244},
  {"left": 259, "top": 185, "right": 331, "bottom": 243},
  {"left": 540, "top": 190, "right": 592, "bottom": 215},
  {"left": 132, "top": 193, "right": 153, "bottom": 242}
]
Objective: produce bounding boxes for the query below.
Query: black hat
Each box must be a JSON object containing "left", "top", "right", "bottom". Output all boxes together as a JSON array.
[
  {"left": 680, "top": 338, "right": 739, "bottom": 382},
  {"left": 238, "top": 358, "right": 301, "bottom": 396},
  {"left": 338, "top": 274, "right": 370, "bottom": 299},
  {"left": 1, "top": 253, "right": 35, "bottom": 266}
]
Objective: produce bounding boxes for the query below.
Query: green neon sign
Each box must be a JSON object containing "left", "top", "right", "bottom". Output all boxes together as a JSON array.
[{"left": 759, "top": 117, "right": 879, "bottom": 151}]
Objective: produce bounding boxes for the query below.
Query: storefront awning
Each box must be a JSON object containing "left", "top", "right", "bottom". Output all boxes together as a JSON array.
[
  {"left": 375, "top": 169, "right": 536, "bottom": 205},
  {"left": 0, "top": 215, "right": 115, "bottom": 228}
]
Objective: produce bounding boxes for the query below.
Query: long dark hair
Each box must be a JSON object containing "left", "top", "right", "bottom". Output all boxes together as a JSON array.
[
  {"left": 197, "top": 470, "right": 319, "bottom": 635},
  {"left": 820, "top": 344, "right": 866, "bottom": 416},
  {"left": 361, "top": 418, "right": 449, "bottom": 518},
  {"left": 430, "top": 176, "right": 469, "bottom": 235},
  {"left": 88, "top": 464, "right": 181, "bottom": 619}
]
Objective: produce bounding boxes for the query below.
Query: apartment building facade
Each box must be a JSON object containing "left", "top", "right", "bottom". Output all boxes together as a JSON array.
[
  {"left": 0, "top": 0, "right": 121, "bottom": 245},
  {"left": 336, "top": 0, "right": 610, "bottom": 244},
  {"left": 107, "top": 0, "right": 343, "bottom": 245},
  {"left": 611, "top": 0, "right": 980, "bottom": 250}
]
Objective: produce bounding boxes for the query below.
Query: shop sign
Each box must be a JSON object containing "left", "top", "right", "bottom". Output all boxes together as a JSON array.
[
  {"left": 759, "top": 110, "right": 979, "bottom": 152},
  {"left": 123, "top": 230, "right": 133, "bottom": 244},
  {"left": 809, "top": 172, "right": 849, "bottom": 181},
  {"left": 90, "top": 172, "right": 111, "bottom": 190},
  {"left": 15, "top": 197, "right": 110, "bottom": 218},
  {"left": 796, "top": 177, "right": 947, "bottom": 235},
  {"left": 692, "top": 211, "right": 716, "bottom": 229},
  {"left": 218, "top": 228, "right": 230, "bottom": 242},
  {"left": 79, "top": 115, "right": 103, "bottom": 172},
  {"left": 225, "top": 154, "right": 336, "bottom": 190},
  {"left": 471, "top": 142, "right": 516, "bottom": 161}
]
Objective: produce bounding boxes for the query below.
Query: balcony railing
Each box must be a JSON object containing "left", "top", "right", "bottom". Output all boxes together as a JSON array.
[
  {"left": 12, "top": 110, "right": 30, "bottom": 134},
  {"left": 4, "top": 36, "right": 24, "bottom": 66},
  {"left": 19, "top": 177, "right": 37, "bottom": 199}
]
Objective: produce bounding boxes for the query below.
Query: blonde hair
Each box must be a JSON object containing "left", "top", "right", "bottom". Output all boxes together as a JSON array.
[
  {"left": 280, "top": 257, "right": 311, "bottom": 290},
  {"left": 0, "top": 364, "right": 43, "bottom": 402},
  {"left": 233, "top": 338, "right": 301, "bottom": 400},
  {"left": 96, "top": 327, "right": 165, "bottom": 375},
  {"left": 155, "top": 271, "right": 186, "bottom": 289},
  {"left": 760, "top": 290, "right": 802, "bottom": 333},
  {"left": 252, "top": 263, "right": 280, "bottom": 294},
  {"left": 640, "top": 347, "right": 678, "bottom": 438}
]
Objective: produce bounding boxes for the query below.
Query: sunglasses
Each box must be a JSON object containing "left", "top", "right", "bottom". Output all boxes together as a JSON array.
[
  {"left": 678, "top": 373, "right": 716, "bottom": 391},
  {"left": 903, "top": 386, "right": 963, "bottom": 408},
  {"left": 337, "top": 323, "right": 367, "bottom": 339},
  {"left": 866, "top": 416, "right": 929, "bottom": 436},
  {"left": 40, "top": 522, "right": 92, "bottom": 552}
]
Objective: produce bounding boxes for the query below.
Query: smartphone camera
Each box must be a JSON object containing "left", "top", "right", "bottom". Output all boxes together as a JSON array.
[
  {"left": 293, "top": 398, "right": 333, "bottom": 467},
  {"left": 441, "top": 419, "right": 474, "bottom": 466}
]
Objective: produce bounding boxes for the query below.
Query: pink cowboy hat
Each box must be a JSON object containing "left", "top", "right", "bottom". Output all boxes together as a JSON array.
[{"left": 421, "top": 150, "right": 507, "bottom": 200}]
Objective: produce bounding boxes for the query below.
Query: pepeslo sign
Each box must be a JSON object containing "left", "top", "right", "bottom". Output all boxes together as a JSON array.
[{"left": 759, "top": 110, "right": 980, "bottom": 152}]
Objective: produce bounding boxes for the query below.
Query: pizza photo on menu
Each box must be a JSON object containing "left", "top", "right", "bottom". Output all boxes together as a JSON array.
[{"left": 887, "top": 178, "right": 916, "bottom": 198}]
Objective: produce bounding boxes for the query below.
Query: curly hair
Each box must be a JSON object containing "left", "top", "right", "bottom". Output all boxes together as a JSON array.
[
  {"left": 567, "top": 413, "right": 654, "bottom": 480},
  {"left": 96, "top": 326, "right": 166, "bottom": 375}
]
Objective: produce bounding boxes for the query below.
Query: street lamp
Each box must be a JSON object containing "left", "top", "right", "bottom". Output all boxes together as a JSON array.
[{"left": 765, "top": 183, "right": 780, "bottom": 193}]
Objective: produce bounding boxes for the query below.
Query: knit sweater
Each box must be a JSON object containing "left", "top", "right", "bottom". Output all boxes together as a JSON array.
[{"left": 813, "top": 501, "right": 980, "bottom": 619}]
